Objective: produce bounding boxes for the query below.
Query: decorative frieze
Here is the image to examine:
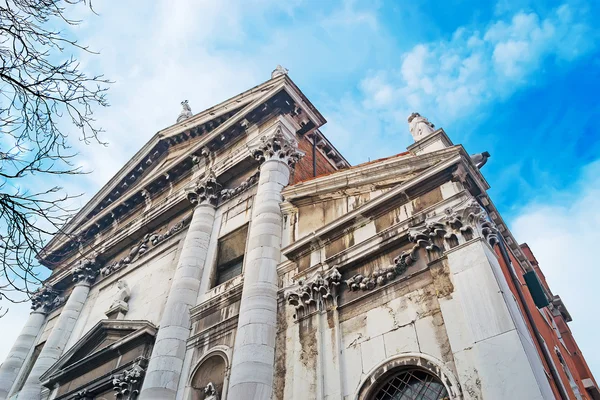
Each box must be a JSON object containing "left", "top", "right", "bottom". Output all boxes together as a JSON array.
[
  {"left": 285, "top": 267, "right": 342, "bottom": 319},
  {"left": 186, "top": 171, "right": 222, "bottom": 206},
  {"left": 220, "top": 171, "right": 259, "bottom": 202},
  {"left": 72, "top": 258, "right": 99, "bottom": 285},
  {"left": 100, "top": 217, "right": 190, "bottom": 277},
  {"left": 30, "top": 285, "right": 63, "bottom": 313},
  {"left": 345, "top": 251, "right": 413, "bottom": 292},
  {"left": 112, "top": 357, "right": 147, "bottom": 399},
  {"left": 250, "top": 129, "right": 304, "bottom": 167}
]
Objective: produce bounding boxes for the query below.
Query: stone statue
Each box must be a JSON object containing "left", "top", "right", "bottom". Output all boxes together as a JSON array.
[
  {"left": 106, "top": 280, "right": 131, "bottom": 319},
  {"left": 408, "top": 112, "right": 436, "bottom": 142},
  {"left": 113, "top": 280, "right": 131, "bottom": 306},
  {"left": 203, "top": 382, "right": 219, "bottom": 400},
  {"left": 271, "top": 64, "right": 289, "bottom": 79},
  {"left": 177, "top": 100, "right": 193, "bottom": 123}
]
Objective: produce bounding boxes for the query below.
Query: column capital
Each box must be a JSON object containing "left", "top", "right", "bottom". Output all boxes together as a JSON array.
[
  {"left": 71, "top": 258, "right": 99, "bottom": 286},
  {"left": 185, "top": 171, "right": 221, "bottom": 207},
  {"left": 30, "top": 284, "right": 62, "bottom": 313},
  {"left": 250, "top": 128, "right": 304, "bottom": 168}
]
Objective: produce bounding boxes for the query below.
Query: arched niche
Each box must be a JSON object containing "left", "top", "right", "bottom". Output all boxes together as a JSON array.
[
  {"left": 355, "top": 353, "right": 462, "bottom": 400},
  {"left": 189, "top": 347, "right": 230, "bottom": 400}
]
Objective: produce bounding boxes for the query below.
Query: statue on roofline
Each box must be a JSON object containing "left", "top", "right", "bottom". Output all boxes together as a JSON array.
[{"left": 408, "top": 112, "right": 436, "bottom": 142}]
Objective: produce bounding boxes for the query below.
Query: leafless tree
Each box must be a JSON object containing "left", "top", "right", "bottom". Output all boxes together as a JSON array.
[{"left": 0, "top": 0, "right": 110, "bottom": 312}]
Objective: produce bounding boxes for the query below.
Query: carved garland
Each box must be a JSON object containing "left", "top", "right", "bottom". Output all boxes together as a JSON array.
[
  {"left": 220, "top": 171, "right": 259, "bottom": 202},
  {"left": 100, "top": 217, "right": 190, "bottom": 277},
  {"left": 286, "top": 198, "right": 501, "bottom": 316}
]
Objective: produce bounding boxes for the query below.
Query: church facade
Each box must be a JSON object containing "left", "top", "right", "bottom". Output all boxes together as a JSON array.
[{"left": 0, "top": 67, "right": 597, "bottom": 400}]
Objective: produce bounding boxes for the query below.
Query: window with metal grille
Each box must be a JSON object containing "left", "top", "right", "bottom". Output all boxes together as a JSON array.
[
  {"left": 213, "top": 224, "right": 248, "bottom": 287},
  {"left": 371, "top": 368, "right": 450, "bottom": 400}
]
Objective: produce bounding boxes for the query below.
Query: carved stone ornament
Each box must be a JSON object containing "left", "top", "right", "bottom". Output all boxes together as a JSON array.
[
  {"left": 73, "top": 389, "right": 92, "bottom": 400},
  {"left": 408, "top": 112, "right": 436, "bottom": 142},
  {"left": 204, "top": 382, "right": 220, "bottom": 400},
  {"left": 100, "top": 217, "right": 190, "bottom": 277},
  {"left": 220, "top": 171, "right": 259, "bottom": 202},
  {"left": 285, "top": 267, "right": 342, "bottom": 319},
  {"left": 30, "top": 284, "right": 63, "bottom": 313},
  {"left": 112, "top": 357, "right": 147, "bottom": 399},
  {"left": 407, "top": 198, "right": 500, "bottom": 259},
  {"left": 251, "top": 129, "right": 304, "bottom": 167},
  {"left": 185, "top": 171, "right": 222, "bottom": 206},
  {"left": 72, "top": 258, "right": 99, "bottom": 285},
  {"left": 106, "top": 280, "right": 131, "bottom": 319},
  {"left": 271, "top": 64, "right": 289, "bottom": 78},
  {"left": 177, "top": 100, "right": 193, "bottom": 123},
  {"left": 345, "top": 252, "right": 413, "bottom": 292}
]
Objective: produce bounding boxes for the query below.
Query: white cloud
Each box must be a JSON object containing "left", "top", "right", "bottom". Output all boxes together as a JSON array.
[
  {"left": 511, "top": 159, "right": 600, "bottom": 378},
  {"left": 359, "top": 2, "right": 596, "bottom": 123}
]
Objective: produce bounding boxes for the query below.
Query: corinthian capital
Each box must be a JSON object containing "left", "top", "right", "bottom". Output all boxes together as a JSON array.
[
  {"left": 30, "top": 284, "right": 62, "bottom": 313},
  {"left": 250, "top": 128, "right": 304, "bottom": 167},
  {"left": 185, "top": 171, "right": 221, "bottom": 206},
  {"left": 72, "top": 258, "right": 99, "bottom": 285}
]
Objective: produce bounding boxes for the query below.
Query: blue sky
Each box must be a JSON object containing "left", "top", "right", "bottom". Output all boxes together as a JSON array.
[{"left": 1, "top": 0, "right": 599, "bottom": 380}]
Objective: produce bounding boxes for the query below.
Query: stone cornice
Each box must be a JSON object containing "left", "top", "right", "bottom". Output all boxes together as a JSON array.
[
  {"left": 282, "top": 154, "right": 464, "bottom": 258},
  {"left": 282, "top": 147, "right": 460, "bottom": 204}
]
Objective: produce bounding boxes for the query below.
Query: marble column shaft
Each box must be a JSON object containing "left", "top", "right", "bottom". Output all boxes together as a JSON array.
[
  {"left": 0, "top": 310, "right": 46, "bottom": 399},
  {"left": 140, "top": 201, "right": 217, "bottom": 400},
  {"left": 228, "top": 157, "right": 292, "bottom": 400},
  {"left": 19, "top": 279, "right": 91, "bottom": 400}
]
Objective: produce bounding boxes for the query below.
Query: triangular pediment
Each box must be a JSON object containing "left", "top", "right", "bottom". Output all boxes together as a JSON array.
[
  {"left": 283, "top": 147, "right": 461, "bottom": 206},
  {"left": 40, "top": 320, "right": 157, "bottom": 384},
  {"left": 40, "top": 74, "right": 328, "bottom": 267}
]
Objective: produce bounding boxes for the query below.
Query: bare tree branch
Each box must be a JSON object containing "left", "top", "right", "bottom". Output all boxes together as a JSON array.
[{"left": 0, "top": 0, "right": 110, "bottom": 309}]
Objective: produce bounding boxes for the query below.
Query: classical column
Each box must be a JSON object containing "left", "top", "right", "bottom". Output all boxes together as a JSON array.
[
  {"left": 0, "top": 287, "right": 59, "bottom": 399},
  {"left": 228, "top": 128, "right": 303, "bottom": 399},
  {"left": 19, "top": 259, "right": 97, "bottom": 400},
  {"left": 140, "top": 173, "right": 220, "bottom": 400}
]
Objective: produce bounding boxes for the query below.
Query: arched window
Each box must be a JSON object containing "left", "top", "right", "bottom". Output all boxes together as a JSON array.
[{"left": 370, "top": 368, "right": 449, "bottom": 400}]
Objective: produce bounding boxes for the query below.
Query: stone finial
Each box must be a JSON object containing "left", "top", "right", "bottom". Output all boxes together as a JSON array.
[
  {"left": 408, "top": 112, "right": 436, "bottom": 142},
  {"left": 72, "top": 258, "right": 99, "bottom": 285},
  {"left": 177, "top": 100, "right": 193, "bottom": 123},
  {"left": 271, "top": 64, "right": 289, "bottom": 79},
  {"left": 112, "top": 357, "right": 147, "bottom": 399},
  {"left": 250, "top": 129, "right": 304, "bottom": 167},
  {"left": 185, "top": 171, "right": 222, "bottom": 206},
  {"left": 204, "top": 382, "right": 220, "bottom": 400}
]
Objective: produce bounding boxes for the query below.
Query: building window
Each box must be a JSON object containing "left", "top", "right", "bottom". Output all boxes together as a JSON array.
[
  {"left": 556, "top": 348, "right": 583, "bottom": 400},
  {"left": 371, "top": 368, "right": 449, "bottom": 400},
  {"left": 213, "top": 225, "right": 248, "bottom": 287}
]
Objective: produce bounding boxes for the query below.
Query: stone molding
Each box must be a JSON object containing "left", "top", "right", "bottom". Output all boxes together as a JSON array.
[
  {"left": 250, "top": 128, "right": 304, "bottom": 167},
  {"left": 285, "top": 267, "right": 342, "bottom": 319},
  {"left": 112, "top": 356, "right": 147, "bottom": 399},
  {"left": 186, "top": 171, "right": 222, "bottom": 206},
  {"left": 72, "top": 258, "right": 99, "bottom": 285}
]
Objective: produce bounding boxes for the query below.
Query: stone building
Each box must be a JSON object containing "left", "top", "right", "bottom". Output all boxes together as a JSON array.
[{"left": 0, "top": 67, "right": 597, "bottom": 400}]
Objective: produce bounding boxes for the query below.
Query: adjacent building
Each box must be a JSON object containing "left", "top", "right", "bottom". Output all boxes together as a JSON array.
[{"left": 0, "top": 67, "right": 597, "bottom": 400}]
